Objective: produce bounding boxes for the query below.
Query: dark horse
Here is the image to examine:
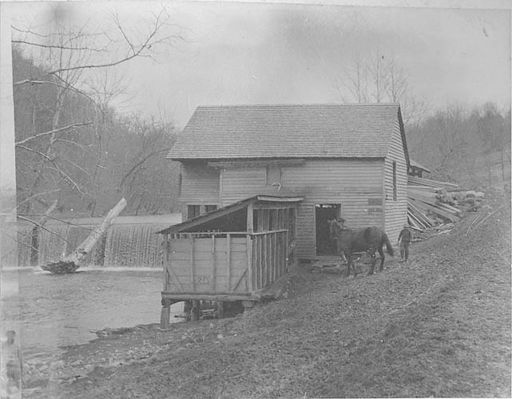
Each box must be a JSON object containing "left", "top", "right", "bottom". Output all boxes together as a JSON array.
[{"left": 328, "top": 220, "right": 394, "bottom": 277}]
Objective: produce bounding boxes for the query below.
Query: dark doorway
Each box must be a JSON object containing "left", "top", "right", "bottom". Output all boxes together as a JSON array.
[{"left": 315, "top": 204, "right": 341, "bottom": 256}]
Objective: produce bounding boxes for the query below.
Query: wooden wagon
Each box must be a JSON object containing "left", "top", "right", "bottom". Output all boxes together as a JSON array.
[{"left": 158, "top": 194, "right": 302, "bottom": 327}]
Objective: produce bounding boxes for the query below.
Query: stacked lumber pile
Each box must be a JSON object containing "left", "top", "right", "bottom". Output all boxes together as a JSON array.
[{"left": 407, "top": 176, "right": 467, "bottom": 231}]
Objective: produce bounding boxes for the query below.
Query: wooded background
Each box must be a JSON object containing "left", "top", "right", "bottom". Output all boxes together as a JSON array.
[{"left": 11, "top": 14, "right": 510, "bottom": 220}]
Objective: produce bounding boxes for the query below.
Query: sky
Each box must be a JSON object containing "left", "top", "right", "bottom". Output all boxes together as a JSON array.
[{"left": 5, "top": 0, "right": 511, "bottom": 128}]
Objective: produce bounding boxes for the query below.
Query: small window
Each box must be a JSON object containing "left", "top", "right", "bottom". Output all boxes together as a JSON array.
[
  {"left": 392, "top": 161, "right": 397, "bottom": 201},
  {"left": 205, "top": 205, "right": 217, "bottom": 213},
  {"left": 187, "top": 205, "right": 200, "bottom": 220},
  {"left": 266, "top": 165, "right": 281, "bottom": 186}
]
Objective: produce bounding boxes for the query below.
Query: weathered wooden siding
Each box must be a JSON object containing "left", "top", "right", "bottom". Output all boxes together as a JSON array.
[
  {"left": 164, "top": 234, "right": 249, "bottom": 295},
  {"left": 251, "top": 230, "right": 288, "bottom": 291},
  {"left": 163, "top": 230, "right": 288, "bottom": 299},
  {"left": 384, "top": 120, "right": 408, "bottom": 242},
  {"left": 180, "top": 162, "right": 219, "bottom": 204},
  {"left": 220, "top": 167, "right": 266, "bottom": 206},
  {"left": 180, "top": 159, "right": 390, "bottom": 259},
  {"left": 281, "top": 159, "right": 385, "bottom": 259}
]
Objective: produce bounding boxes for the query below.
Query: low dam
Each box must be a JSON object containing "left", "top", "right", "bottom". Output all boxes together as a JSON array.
[{"left": 16, "top": 214, "right": 182, "bottom": 268}]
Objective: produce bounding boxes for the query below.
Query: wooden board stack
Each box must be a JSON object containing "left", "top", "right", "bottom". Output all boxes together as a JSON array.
[{"left": 407, "top": 176, "right": 462, "bottom": 231}]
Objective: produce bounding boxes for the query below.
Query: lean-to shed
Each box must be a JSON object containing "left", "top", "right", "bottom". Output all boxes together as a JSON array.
[{"left": 167, "top": 103, "right": 410, "bottom": 260}]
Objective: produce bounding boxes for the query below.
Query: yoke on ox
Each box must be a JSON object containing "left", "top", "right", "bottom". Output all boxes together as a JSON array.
[{"left": 328, "top": 220, "right": 394, "bottom": 277}]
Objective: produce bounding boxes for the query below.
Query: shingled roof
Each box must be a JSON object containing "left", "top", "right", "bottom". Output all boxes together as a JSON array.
[{"left": 168, "top": 104, "right": 404, "bottom": 160}]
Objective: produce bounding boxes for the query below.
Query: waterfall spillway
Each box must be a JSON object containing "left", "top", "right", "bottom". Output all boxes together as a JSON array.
[
  {"left": 104, "top": 224, "right": 165, "bottom": 268},
  {"left": 16, "top": 214, "right": 181, "bottom": 268}
]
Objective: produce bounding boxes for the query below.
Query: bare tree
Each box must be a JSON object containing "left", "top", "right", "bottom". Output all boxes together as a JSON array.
[
  {"left": 12, "top": 6, "right": 182, "bottom": 216},
  {"left": 334, "top": 51, "right": 427, "bottom": 126},
  {"left": 383, "top": 57, "right": 407, "bottom": 103},
  {"left": 335, "top": 53, "right": 369, "bottom": 103},
  {"left": 367, "top": 51, "right": 385, "bottom": 103}
]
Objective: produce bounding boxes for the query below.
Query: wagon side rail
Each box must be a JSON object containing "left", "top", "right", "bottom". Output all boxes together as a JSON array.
[
  {"left": 249, "top": 229, "right": 288, "bottom": 292},
  {"left": 162, "top": 232, "right": 250, "bottom": 297},
  {"left": 161, "top": 229, "right": 290, "bottom": 298},
  {"left": 160, "top": 229, "right": 291, "bottom": 328}
]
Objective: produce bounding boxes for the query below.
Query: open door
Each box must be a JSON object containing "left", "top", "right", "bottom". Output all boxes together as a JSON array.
[{"left": 315, "top": 204, "right": 341, "bottom": 256}]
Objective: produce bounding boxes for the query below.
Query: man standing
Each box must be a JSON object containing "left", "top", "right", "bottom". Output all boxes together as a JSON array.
[{"left": 398, "top": 225, "right": 412, "bottom": 262}]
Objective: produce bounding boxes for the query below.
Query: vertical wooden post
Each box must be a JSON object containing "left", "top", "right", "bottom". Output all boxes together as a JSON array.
[
  {"left": 275, "top": 232, "right": 278, "bottom": 280},
  {"left": 273, "top": 232, "right": 277, "bottom": 281},
  {"left": 269, "top": 232, "right": 273, "bottom": 283},
  {"left": 163, "top": 235, "right": 169, "bottom": 291},
  {"left": 191, "top": 300, "right": 200, "bottom": 321},
  {"left": 160, "top": 298, "right": 172, "bottom": 329},
  {"left": 260, "top": 235, "right": 264, "bottom": 288},
  {"left": 227, "top": 234, "right": 231, "bottom": 291},
  {"left": 211, "top": 235, "right": 216, "bottom": 291},
  {"left": 247, "top": 202, "right": 254, "bottom": 233},
  {"left": 271, "top": 232, "right": 275, "bottom": 282},
  {"left": 257, "top": 235, "right": 262, "bottom": 289},
  {"left": 247, "top": 234, "right": 253, "bottom": 292},
  {"left": 281, "top": 232, "right": 284, "bottom": 275},
  {"left": 262, "top": 234, "right": 268, "bottom": 287},
  {"left": 190, "top": 235, "right": 195, "bottom": 291},
  {"left": 285, "top": 231, "right": 289, "bottom": 273},
  {"left": 269, "top": 232, "right": 272, "bottom": 284}
]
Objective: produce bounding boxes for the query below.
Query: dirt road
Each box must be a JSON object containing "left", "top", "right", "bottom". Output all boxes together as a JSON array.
[{"left": 26, "top": 202, "right": 511, "bottom": 398}]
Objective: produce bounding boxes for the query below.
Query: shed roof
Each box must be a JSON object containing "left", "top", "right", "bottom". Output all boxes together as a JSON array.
[
  {"left": 409, "top": 159, "right": 431, "bottom": 173},
  {"left": 157, "top": 192, "right": 303, "bottom": 234},
  {"left": 168, "top": 104, "right": 404, "bottom": 160}
]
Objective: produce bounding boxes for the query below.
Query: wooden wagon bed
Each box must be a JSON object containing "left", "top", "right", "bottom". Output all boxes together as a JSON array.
[{"left": 158, "top": 194, "right": 302, "bottom": 327}]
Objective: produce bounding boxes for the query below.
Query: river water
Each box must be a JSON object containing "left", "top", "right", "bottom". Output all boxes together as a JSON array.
[{"left": 1, "top": 267, "right": 182, "bottom": 365}]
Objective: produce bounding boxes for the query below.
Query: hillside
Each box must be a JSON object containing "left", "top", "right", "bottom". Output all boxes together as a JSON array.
[{"left": 33, "top": 196, "right": 511, "bottom": 399}]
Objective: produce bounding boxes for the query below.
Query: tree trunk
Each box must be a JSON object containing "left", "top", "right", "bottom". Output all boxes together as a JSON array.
[
  {"left": 30, "top": 199, "right": 58, "bottom": 266},
  {"left": 41, "top": 198, "right": 126, "bottom": 274}
]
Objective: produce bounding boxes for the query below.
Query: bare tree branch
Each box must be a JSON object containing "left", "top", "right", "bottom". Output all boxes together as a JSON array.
[
  {"left": 54, "top": 138, "right": 95, "bottom": 154},
  {"left": 15, "top": 122, "right": 92, "bottom": 146},
  {"left": 15, "top": 189, "right": 60, "bottom": 213},
  {"left": 12, "top": 25, "right": 108, "bottom": 39},
  {"left": 13, "top": 79, "right": 100, "bottom": 109},
  {"left": 12, "top": 39, "right": 107, "bottom": 52},
  {"left": 46, "top": 163, "right": 88, "bottom": 197},
  {"left": 112, "top": 12, "right": 136, "bottom": 54},
  {"left": 61, "top": 155, "right": 92, "bottom": 177},
  {"left": 17, "top": 215, "right": 71, "bottom": 244},
  {"left": 16, "top": 144, "right": 53, "bottom": 161},
  {"left": 118, "top": 147, "right": 171, "bottom": 190}
]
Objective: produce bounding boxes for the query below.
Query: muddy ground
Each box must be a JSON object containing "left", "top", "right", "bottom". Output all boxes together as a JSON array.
[{"left": 24, "top": 201, "right": 511, "bottom": 398}]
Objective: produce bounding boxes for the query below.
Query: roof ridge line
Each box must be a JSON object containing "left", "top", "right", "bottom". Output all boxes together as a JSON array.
[{"left": 195, "top": 103, "right": 401, "bottom": 109}]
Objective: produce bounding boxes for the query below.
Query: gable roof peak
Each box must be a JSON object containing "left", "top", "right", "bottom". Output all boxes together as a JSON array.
[{"left": 169, "top": 103, "right": 404, "bottom": 160}]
